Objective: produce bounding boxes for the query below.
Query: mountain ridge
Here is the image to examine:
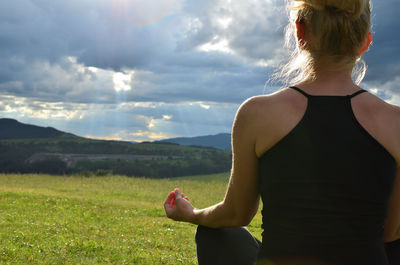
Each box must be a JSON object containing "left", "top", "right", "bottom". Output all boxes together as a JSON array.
[
  {"left": 0, "top": 118, "right": 77, "bottom": 139},
  {"left": 157, "top": 133, "right": 231, "bottom": 151}
]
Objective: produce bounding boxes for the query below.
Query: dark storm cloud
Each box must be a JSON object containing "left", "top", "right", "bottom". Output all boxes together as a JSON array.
[
  {"left": 0, "top": 0, "right": 181, "bottom": 70},
  {"left": 0, "top": 57, "right": 116, "bottom": 103},
  {"left": 1, "top": 0, "right": 398, "bottom": 106},
  {"left": 364, "top": 0, "right": 400, "bottom": 83},
  {"left": 0, "top": 0, "right": 281, "bottom": 105},
  {"left": 124, "top": 58, "right": 269, "bottom": 103}
]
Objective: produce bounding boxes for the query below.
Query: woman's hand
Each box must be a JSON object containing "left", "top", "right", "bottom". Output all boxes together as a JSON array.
[{"left": 164, "top": 188, "right": 195, "bottom": 223}]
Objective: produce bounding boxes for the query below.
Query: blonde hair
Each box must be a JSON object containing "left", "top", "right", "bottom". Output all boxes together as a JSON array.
[{"left": 273, "top": 0, "right": 372, "bottom": 86}]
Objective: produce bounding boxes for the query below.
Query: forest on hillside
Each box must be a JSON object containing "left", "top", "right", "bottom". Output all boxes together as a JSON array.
[{"left": 0, "top": 138, "right": 232, "bottom": 178}]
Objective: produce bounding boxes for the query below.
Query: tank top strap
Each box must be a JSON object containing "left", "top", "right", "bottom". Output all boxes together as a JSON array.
[
  {"left": 289, "top": 86, "right": 310, "bottom": 98},
  {"left": 290, "top": 86, "right": 368, "bottom": 99},
  {"left": 349, "top": 89, "right": 367, "bottom": 98}
]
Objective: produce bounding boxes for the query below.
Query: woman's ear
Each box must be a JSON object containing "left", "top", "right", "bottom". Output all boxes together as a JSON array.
[
  {"left": 296, "top": 20, "right": 306, "bottom": 48},
  {"left": 358, "top": 32, "right": 373, "bottom": 56}
]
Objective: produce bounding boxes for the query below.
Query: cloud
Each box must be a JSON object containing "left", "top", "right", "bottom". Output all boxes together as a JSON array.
[
  {"left": 364, "top": 77, "right": 400, "bottom": 106},
  {"left": 1, "top": 0, "right": 398, "bottom": 105},
  {"left": 0, "top": 56, "right": 117, "bottom": 103},
  {"left": 364, "top": 0, "right": 400, "bottom": 83},
  {"left": 0, "top": 0, "right": 183, "bottom": 69},
  {"left": 0, "top": 0, "right": 399, "bottom": 141},
  {"left": 181, "top": 0, "right": 287, "bottom": 64},
  {"left": 0, "top": 95, "right": 88, "bottom": 120},
  {"left": 0, "top": 94, "right": 238, "bottom": 141},
  {"left": 0, "top": 53, "right": 268, "bottom": 104},
  {"left": 0, "top": 0, "right": 278, "bottom": 106}
]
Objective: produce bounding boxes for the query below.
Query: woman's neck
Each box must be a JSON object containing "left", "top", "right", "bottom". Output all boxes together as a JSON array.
[{"left": 296, "top": 62, "right": 360, "bottom": 95}]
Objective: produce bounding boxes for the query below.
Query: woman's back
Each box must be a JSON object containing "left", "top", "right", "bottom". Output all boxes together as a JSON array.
[
  {"left": 253, "top": 86, "right": 400, "bottom": 265},
  {"left": 165, "top": 1, "right": 400, "bottom": 264},
  {"left": 253, "top": 86, "right": 399, "bottom": 161}
]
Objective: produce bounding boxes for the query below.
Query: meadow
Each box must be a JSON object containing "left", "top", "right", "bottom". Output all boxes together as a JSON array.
[{"left": 0, "top": 173, "right": 262, "bottom": 264}]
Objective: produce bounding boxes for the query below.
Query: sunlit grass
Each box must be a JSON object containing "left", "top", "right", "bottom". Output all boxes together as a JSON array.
[{"left": 0, "top": 173, "right": 262, "bottom": 264}]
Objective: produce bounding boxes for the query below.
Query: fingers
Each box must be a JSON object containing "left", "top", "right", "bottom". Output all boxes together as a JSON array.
[
  {"left": 164, "top": 191, "right": 175, "bottom": 207},
  {"left": 174, "top": 189, "right": 182, "bottom": 199},
  {"left": 174, "top": 189, "right": 189, "bottom": 201},
  {"left": 172, "top": 189, "right": 185, "bottom": 207},
  {"left": 165, "top": 188, "right": 190, "bottom": 210},
  {"left": 169, "top": 191, "right": 176, "bottom": 207}
]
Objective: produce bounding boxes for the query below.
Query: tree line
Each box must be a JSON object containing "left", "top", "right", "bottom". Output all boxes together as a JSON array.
[{"left": 0, "top": 139, "right": 232, "bottom": 178}]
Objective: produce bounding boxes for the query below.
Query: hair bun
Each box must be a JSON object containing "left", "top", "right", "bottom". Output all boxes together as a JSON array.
[{"left": 304, "top": 0, "right": 366, "bottom": 20}]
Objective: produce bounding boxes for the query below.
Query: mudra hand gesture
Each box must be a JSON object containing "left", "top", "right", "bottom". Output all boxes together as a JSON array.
[{"left": 164, "top": 188, "right": 194, "bottom": 223}]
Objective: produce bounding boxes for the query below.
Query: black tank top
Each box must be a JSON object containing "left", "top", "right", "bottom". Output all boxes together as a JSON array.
[{"left": 257, "top": 86, "right": 397, "bottom": 265}]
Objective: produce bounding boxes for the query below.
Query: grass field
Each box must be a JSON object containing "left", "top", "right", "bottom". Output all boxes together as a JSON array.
[{"left": 0, "top": 173, "right": 262, "bottom": 264}]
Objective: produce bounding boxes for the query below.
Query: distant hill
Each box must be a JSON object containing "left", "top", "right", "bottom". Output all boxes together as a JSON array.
[
  {"left": 0, "top": 118, "right": 76, "bottom": 139},
  {"left": 0, "top": 118, "right": 231, "bottom": 178},
  {"left": 158, "top": 133, "right": 231, "bottom": 151}
]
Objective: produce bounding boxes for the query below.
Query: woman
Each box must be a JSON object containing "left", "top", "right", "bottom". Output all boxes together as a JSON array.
[{"left": 164, "top": 0, "right": 400, "bottom": 264}]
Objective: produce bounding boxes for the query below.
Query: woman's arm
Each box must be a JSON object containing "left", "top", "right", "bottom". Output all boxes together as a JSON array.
[
  {"left": 383, "top": 105, "right": 400, "bottom": 242},
  {"left": 384, "top": 165, "right": 400, "bottom": 242},
  {"left": 164, "top": 97, "right": 261, "bottom": 228}
]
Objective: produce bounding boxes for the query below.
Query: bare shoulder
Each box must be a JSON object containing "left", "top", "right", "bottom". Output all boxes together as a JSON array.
[
  {"left": 360, "top": 92, "right": 400, "bottom": 164},
  {"left": 356, "top": 91, "right": 399, "bottom": 122},
  {"left": 367, "top": 93, "right": 400, "bottom": 129},
  {"left": 386, "top": 100, "right": 400, "bottom": 128},
  {"left": 387, "top": 102, "right": 400, "bottom": 165},
  {"left": 232, "top": 95, "right": 270, "bottom": 141},
  {"left": 235, "top": 88, "right": 296, "bottom": 127},
  {"left": 235, "top": 88, "right": 305, "bottom": 157},
  {"left": 234, "top": 90, "right": 290, "bottom": 133},
  {"left": 385, "top": 100, "right": 400, "bottom": 119}
]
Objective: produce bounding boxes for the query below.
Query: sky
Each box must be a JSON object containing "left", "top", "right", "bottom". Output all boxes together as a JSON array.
[{"left": 0, "top": 0, "right": 399, "bottom": 142}]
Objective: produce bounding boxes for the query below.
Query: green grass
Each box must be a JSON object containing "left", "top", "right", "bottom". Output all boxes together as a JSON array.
[{"left": 0, "top": 173, "right": 262, "bottom": 264}]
